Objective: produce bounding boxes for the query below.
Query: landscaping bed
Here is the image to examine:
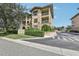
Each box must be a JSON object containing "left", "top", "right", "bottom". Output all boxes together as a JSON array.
[
  {"left": 5, "top": 34, "right": 35, "bottom": 39},
  {"left": 25, "top": 28, "right": 44, "bottom": 37},
  {"left": 0, "top": 32, "right": 35, "bottom": 39}
]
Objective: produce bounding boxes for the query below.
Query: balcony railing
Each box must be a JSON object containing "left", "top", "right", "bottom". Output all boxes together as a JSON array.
[
  {"left": 42, "top": 17, "right": 49, "bottom": 24},
  {"left": 42, "top": 20, "right": 49, "bottom": 24},
  {"left": 33, "top": 10, "right": 38, "bottom": 16},
  {"left": 41, "top": 9, "right": 49, "bottom": 16}
]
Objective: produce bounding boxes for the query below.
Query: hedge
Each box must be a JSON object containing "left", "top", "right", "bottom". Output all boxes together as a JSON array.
[
  {"left": 6, "top": 30, "right": 18, "bottom": 34},
  {"left": 0, "top": 32, "right": 7, "bottom": 36},
  {"left": 25, "top": 29, "right": 44, "bottom": 37}
]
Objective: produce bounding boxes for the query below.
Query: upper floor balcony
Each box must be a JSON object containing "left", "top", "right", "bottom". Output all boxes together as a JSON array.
[
  {"left": 32, "top": 10, "right": 38, "bottom": 16},
  {"left": 41, "top": 10, "right": 49, "bottom": 16},
  {"left": 42, "top": 17, "right": 49, "bottom": 24},
  {"left": 32, "top": 8, "right": 49, "bottom": 17}
]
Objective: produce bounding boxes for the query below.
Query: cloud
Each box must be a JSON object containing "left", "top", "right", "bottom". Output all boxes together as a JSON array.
[
  {"left": 54, "top": 16, "right": 56, "bottom": 19},
  {"left": 54, "top": 7, "right": 57, "bottom": 9},
  {"left": 54, "top": 7, "right": 60, "bottom": 10}
]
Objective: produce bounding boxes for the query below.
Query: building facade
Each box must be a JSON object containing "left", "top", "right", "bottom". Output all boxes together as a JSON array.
[
  {"left": 31, "top": 4, "right": 53, "bottom": 30},
  {"left": 71, "top": 13, "right": 79, "bottom": 31},
  {"left": 19, "top": 4, "right": 53, "bottom": 32}
]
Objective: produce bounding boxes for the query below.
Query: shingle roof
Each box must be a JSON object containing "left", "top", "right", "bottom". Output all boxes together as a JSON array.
[
  {"left": 30, "top": 4, "right": 53, "bottom": 11},
  {"left": 71, "top": 13, "right": 79, "bottom": 20},
  {"left": 30, "top": 4, "right": 53, "bottom": 18}
]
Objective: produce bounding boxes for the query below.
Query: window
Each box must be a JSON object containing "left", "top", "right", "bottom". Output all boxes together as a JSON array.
[
  {"left": 42, "top": 17, "right": 49, "bottom": 23},
  {"left": 27, "top": 21, "right": 29, "bottom": 23},
  {"left": 34, "top": 19, "right": 38, "bottom": 23},
  {"left": 72, "top": 20, "right": 74, "bottom": 23},
  {"left": 72, "top": 24, "right": 75, "bottom": 26},
  {"left": 33, "top": 10, "right": 38, "bottom": 16},
  {"left": 22, "top": 21, "right": 26, "bottom": 25},
  {"left": 22, "top": 26, "right": 25, "bottom": 29}
]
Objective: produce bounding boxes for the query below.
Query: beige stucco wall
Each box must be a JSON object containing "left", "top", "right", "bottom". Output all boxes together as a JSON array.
[
  {"left": 18, "top": 29, "right": 25, "bottom": 35},
  {"left": 18, "top": 7, "right": 53, "bottom": 31},
  {"left": 32, "top": 7, "right": 53, "bottom": 30},
  {"left": 72, "top": 15, "right": 79, "bottom": 31},
  {"left": 44, "top": 32, "right": 57, "bottom": 38},
  {"left": 32, "top": 9, "right": 42, "bottom": 29},
  {"left": 25, "top": 16, "right": 32, "bottom": 29}
]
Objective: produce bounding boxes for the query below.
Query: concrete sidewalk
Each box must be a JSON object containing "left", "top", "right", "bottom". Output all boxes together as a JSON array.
[{"left": 1, "top": 37, "right": 79, "bottom": 56}]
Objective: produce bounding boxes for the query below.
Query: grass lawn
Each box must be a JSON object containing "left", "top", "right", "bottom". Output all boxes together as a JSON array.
[{"left": 5, "top": 34, "right": 35, "bottom": 39}]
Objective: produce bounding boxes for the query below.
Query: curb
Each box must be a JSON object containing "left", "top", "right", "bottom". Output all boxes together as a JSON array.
[
  {"left": 1, "top": 37, "right": 79, "bottom": 56},
  {"left": 21, "top": 37, "right": 53, "bottom": 40}
]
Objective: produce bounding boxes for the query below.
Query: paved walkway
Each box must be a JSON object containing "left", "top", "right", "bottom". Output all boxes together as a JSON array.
[{"left": 0, "top": 38, "right": 60, "bottom": 56}]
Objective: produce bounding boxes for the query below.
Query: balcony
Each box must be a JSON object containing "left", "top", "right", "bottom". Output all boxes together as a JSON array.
[
  {"left": 41, "top": 8, "right": 49, "bottom": 16},
  {"left": 42, "top": 17, "right": 49, "bottom": 24},
  {"left": 34, "top": 19, "right": 38, "bottom": 23},
  {"left": 32, "top": 10, "right": 38, "bottom": 16},
  {"left": 42, "top": 11, "right": 49, "bottom": 16}
]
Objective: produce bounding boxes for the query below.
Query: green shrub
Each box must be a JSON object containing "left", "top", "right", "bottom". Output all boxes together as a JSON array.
[
  {"left": 41, "top": 25, "right": 52, "bottom": 32},
  {"left": 25, "top": 28, "right": 44, "bottom": 37},
  {"left": 6, "top": 29, "right": 18, "bottom": 34},
  {"left": 66, "top": 26, "right": 72, "bottom": 32},
  {"left": 0, "top": 32, "right": 7, "bottom": 36}
]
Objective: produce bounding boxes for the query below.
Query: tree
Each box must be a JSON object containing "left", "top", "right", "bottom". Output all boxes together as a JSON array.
[
  {"left": 0, "top": 3, "right": 27, "bottom": 33},
  {"left": 41, "top": 25, "right": 52, "bottom": 32},
  {"left": 66, "top": 25, "right": 72, "bottom": 32}
]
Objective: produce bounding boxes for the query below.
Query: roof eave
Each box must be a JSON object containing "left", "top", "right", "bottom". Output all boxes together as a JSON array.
[{"left": 71, "top": 13, "right": 79, "bottom": 20}]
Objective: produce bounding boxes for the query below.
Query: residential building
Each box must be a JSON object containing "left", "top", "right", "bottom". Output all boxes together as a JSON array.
[
  {"left": 71, "top": 13, "right": 79, "bottom": 31},
  {"left": 25, "top": 14, "right": 32, "bottom": 29},
  {"left": 19, "top": 13, "right": 32, "bottom": 30},
  {"left": 18, "top": 4, "right": 53, "bottom": 33},
  {"left": 31, "top": 4, "right": 53, "bottom": 30}
]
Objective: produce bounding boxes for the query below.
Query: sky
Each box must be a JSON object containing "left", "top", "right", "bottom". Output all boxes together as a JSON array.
[{"left": 21, "top": 3, "right": 79, "bottom": 27}]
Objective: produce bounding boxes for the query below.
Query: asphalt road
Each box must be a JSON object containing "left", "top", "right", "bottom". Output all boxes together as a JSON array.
[
  {"left": 0, "top": 38, "right": 60, "bottom": 56},
  {"left": 26, "top": 33, "right": 79, "bottom": 51}
]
